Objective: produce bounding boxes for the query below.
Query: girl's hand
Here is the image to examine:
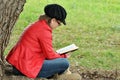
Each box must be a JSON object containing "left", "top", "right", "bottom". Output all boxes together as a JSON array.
[
  {"left": 64, "top": 52, "right": 72, "bottom": 58},
  {"left": 59, "top": 52, "right": 72, "bottom": 58}
]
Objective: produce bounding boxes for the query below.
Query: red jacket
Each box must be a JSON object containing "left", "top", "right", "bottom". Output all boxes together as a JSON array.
[{"left": 6, "top": 20, "right": 66, "bottom": 78}]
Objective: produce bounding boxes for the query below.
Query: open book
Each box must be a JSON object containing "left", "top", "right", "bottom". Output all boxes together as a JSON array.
[{"left": 56, "top": 44, "right": 79, "bottom": 54}]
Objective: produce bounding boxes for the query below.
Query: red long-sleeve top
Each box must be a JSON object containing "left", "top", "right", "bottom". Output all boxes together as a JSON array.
[{"left": 6, "top": 20, "right": 66, "bottom": 78}]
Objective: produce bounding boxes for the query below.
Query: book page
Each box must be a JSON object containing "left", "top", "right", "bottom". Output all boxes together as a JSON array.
[{"left": 56, "top": 44, "right": 79, "bottom": 54}]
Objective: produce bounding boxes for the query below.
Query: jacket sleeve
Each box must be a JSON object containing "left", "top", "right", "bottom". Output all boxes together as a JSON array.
[{"left": 37, "top": 28, "right": 66, "bottom": 59}]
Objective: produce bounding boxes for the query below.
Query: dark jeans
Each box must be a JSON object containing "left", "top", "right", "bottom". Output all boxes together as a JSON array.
[{"left": 13, "top": 58, "right": 69, "bottom": 78}]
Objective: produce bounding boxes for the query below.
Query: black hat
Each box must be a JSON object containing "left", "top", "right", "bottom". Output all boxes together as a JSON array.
[{"left": 44, "top": 4, "right": 67, "bottom": 25}]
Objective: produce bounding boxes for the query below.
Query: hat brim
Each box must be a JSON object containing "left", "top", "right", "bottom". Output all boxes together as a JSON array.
[{"left": 62, "top": 20, "right": 66, "bottom": 25}]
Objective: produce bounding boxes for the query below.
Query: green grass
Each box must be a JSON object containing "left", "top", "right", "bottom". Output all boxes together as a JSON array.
[{"left": 5, "top": 0, "right": 120, "bottom": 70}]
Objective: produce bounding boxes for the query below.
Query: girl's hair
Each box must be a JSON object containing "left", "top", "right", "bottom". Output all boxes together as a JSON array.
[{"left": 39, "top": 14, "right": 51, "bottom": 24}]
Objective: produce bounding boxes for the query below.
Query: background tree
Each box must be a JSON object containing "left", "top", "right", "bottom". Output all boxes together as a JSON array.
[{"left": 0, "top": 0, "right": 26, "bottom": 78}]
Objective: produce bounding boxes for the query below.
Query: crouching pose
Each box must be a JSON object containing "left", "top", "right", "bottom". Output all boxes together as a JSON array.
[{"left": 6, "top": 4, "right": 81, "bottom": 80}]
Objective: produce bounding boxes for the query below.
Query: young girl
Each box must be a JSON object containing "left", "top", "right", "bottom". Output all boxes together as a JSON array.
[{"left": 6, "top": 4, "right": 69, "bottom": 78}]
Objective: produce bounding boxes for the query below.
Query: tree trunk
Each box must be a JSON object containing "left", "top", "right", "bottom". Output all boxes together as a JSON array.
[{"left": 0, "top": 0, "right": 26, "bottom": 78}]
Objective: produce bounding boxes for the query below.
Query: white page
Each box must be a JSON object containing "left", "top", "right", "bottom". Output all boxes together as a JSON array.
[{"left": 56, "top": 44, "right": 79, "bottom": 54}]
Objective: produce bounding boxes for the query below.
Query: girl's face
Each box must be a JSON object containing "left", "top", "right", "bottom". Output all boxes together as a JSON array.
[{"left": 49, "top": 18, "right": 61, "bottom": 30}]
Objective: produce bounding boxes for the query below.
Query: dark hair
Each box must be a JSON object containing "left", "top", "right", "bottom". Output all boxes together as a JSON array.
[{"left": 44, "top": 4, "right": 67, "bottom": 25}]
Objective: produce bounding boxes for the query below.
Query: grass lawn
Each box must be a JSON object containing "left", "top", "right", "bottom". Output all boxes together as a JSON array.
[{"left": 5, "top": 0, "right": 120, "bottom": 70}]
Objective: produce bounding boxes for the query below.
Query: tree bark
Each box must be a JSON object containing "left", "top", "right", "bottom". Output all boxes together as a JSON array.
[{"left": 0, "top": 0, "right": 26, "bottom": 78}]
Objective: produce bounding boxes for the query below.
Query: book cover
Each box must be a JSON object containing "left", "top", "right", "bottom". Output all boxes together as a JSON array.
[{"left": 56, "top": 44, "right": 79, "bottom": 54}]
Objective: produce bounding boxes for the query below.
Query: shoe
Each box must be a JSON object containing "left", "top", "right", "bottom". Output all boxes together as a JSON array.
[
  {"left": 63, "top": 68, "right": 71, "bottom": 74},
  {"left": 57, "top": 73, "right": 82, "bottom": 80}
]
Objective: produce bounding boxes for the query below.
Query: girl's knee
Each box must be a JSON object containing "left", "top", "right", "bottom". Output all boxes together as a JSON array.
[{"left": 61, "top": 58, "right": 69, "bottom": 69}]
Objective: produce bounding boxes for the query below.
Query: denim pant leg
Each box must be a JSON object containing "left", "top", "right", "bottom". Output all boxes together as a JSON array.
[
  {"left": 37, "top": 58, "right": 69, "bottom": 78},
  {"left": 13, "top": 66, "right": 24, "bottom": 76}
]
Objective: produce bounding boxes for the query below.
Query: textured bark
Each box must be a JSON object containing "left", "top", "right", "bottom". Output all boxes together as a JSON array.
[{"left": 0, "top": 0, "right": 26, "bottom": 78}]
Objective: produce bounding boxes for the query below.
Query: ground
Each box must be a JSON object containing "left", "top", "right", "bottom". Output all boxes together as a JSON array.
[
  {"left": 70, "top": 65, "right": 120, "bottom": 80},
  {"left": 0, "top": 64, "right": 120, "bottom": 80}
]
